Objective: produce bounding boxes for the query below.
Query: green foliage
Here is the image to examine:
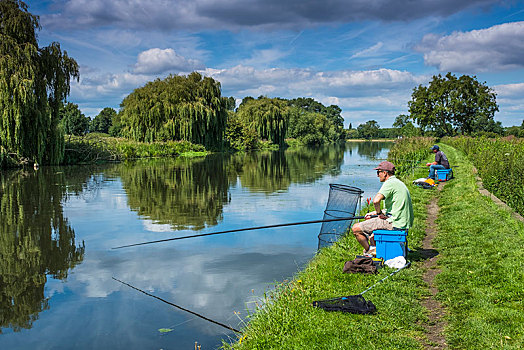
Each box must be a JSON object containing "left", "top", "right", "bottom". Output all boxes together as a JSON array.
[
  {"left": 59, "top": 102, "right": 89, "bottom": 136},
  {"left": 119, "top": 72, "right": 227, "bottom": 149},
  {"left": 408, "top": 73, "right": 499, "bottom": 137},
  {"left": 287, "top": 98, "right": 345, "bottom": 143},
  {"left": 236, "top": 97, "right": 289, "bottom": 146},
  {"left": 388, "top": 137, "right": 436, "bottom": 177},
  {"left": 0, "top": 0, "right": 78, "bottom": 166},
  {"left": 357, "top": 120, "right": 380, "bottom": 139},
  {"left": 225, "top": 111, "right": 259, "bottom": 150},
  {"left": 443, "top": 136, "right": 524, "bottom": 215},
  {"left": 287, "top": 108, "right": 330, "bottom": 145},
  {"left": 90, "top": 107, "right": 115, "bottom": 134}
]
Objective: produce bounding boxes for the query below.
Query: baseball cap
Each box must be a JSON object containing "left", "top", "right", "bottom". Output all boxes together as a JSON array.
[
  {"left": 374, "top": 161, "right": 395, "bottom": 172},
  {"left": 431, "top": 145, "right": 439, "bottom": 151}
]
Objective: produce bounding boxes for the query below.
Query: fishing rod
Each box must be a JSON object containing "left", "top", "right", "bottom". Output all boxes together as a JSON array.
[
  {"left": 112, "top": 215, "right": 376, "bottom": 250},
  {"left": 112, "top": 277, "right": 241, "bottom": 333}
]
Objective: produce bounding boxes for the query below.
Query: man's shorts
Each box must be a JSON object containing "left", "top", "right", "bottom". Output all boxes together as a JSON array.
[{"left": 358, "top": 217, "right": 393, "bottom": 238}]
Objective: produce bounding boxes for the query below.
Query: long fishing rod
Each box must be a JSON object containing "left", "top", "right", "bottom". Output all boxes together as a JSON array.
[
  {"left": 112, "top": 215, "right": 376, "bottom": 250},
  {"left": 112, "top": 277, "right": 241, "bottom": 333}
]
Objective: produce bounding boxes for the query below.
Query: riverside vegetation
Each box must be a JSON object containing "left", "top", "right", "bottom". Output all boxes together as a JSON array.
[{"left": 223, "top": 138, "right": 524, "bottom": 349}]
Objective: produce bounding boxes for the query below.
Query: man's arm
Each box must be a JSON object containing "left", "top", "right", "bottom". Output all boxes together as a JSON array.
[{"left": 372, "top": 193, "right": 387, "bottom": 219}]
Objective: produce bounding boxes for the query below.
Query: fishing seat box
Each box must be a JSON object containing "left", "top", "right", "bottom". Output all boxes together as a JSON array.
[
  {"left": 373, "top": 229, "right": 408, "bottom": 260},
  {"left": 436, "top": 168, "right": 453, "bottom": 181}
]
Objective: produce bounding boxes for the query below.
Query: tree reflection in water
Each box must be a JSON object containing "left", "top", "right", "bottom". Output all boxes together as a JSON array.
[{"left": 0, "top": 169, "right": 85, "bottom": 333}]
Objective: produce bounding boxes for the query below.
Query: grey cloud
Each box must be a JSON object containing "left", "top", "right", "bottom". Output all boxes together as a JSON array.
[
  {"left": 40, "top": 0, "right": 502, "bottom": 31},
  {"left": 415, "top": 21, "right": 524, "bottom": 72}
]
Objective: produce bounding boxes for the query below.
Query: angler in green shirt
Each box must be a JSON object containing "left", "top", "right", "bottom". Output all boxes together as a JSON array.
[{"left": 352, "top": 161, "right": 414, "bottom": 256}]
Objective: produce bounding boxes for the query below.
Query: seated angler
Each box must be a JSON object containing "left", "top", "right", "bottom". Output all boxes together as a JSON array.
[
  {"left": 351, "top": 161, "right": 414, "bottom": 257},
  {"left": 426, "top": 145, "right": 450, "bottom": 180}
]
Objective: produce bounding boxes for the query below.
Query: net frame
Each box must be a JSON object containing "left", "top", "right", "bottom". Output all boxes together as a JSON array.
[{"left": 317, "top": 184, "right": 364, "bottom": 249}]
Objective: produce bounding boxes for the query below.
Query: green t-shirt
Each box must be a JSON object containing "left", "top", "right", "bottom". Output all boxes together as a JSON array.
[{"left": 378, "top": 175, "right": 414, "bottom": 229}]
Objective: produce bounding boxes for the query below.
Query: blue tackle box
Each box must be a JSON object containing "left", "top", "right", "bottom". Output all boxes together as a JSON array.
[
  {"left": 436, "top": 168, "right": 453, "bottom": 181},
  {"left": 374, "top": 229, "right": 408, "bottom": 260}
]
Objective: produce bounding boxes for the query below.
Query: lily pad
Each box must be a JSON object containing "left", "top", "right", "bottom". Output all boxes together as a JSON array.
[{"left": 158, "top": 328, "right": 173, "bottom": 333}]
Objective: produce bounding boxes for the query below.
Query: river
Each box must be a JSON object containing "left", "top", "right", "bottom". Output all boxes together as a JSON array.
[{"left": 0, "top": 141, "right": 392, "bottom": 349}]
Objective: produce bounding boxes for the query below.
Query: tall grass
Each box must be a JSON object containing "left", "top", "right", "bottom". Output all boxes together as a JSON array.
[
  {"left": 388, "top": 137, "right": 436, "bottom": 177},
  {"left": 443, "top": 136, "right": 524, "bottom": 216}
]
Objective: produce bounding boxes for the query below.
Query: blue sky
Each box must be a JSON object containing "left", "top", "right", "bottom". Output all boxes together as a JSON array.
[{"left": 27, "top": 0, "right": 524, "bottom": 127}]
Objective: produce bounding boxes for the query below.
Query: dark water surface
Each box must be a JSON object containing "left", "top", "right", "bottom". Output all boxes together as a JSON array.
[{"left": 0, "top": 141, "right": 391, "bottom": 350}]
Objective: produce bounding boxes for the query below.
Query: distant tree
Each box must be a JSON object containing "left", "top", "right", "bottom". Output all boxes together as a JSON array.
[
  {"left": 287, "top": 108, "right": 330, "bottom": 145},
  {"left": 393, "top": 114, "right": 410, "bottom": 128},
  {"left": 408, "top": 73, "right": 498, "bottom": 136},
  {"left": 223, "top": 96, "right": 236, "bottom": 111},
  {"left": 357, "top": 120, "right": 380, "bottom": 139},
  {"left": 119, "top": 72, "right": 227, "bottom": 149},
  {"left": 0, "top": 0, "right": 79, "bottom": 166},
  {"left": 236, "top": 97, "right": 289, "bottom": 146},
  {"left": 109, "top": 111, "right": 123, "bottom": 137},
  {"left": 288, "top": 97, "right": 345, "bottom": 142},
  {"left": 239, "top": 96, "right": 255, "bottom": 108},
  {"left": 348, "top": 123, "right": 353, "bottom": 130},
  {"left": 60, "top": 103, "right": 89, "bottom": 136},
  {"left": 90, "top": 107, "right": 116, "bottom": 133},
  {"left": 224, "top": 111, "right": 259, "bottom": 150}
]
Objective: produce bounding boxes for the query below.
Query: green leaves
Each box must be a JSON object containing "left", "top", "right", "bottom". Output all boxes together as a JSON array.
[
  {"left": 0, "top": 0, "right": 78, "bottom": 166},
  {"left": 408, "top": 73, "right": 498, "bottom": 137},
  {"left": 119, "top": 72, "right": 227, "bottom": 150}
]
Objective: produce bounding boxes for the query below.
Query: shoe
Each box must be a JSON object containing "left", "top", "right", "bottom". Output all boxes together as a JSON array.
[{"left": 363, "top": 247, "right": 376, "bottom": 257}]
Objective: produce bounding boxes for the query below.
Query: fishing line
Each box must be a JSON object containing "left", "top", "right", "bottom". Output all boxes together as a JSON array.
[
  {"left": 112, "top": 277, "right": 241, "bottom": 333},
  {"left": 112, "top": 215, "right": 375, "bottom": 250}
]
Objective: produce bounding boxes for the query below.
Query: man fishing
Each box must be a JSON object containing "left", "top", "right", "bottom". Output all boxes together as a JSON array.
[
  {"left": 351, "top": 161, "right": 414, "bottom": 257},
  {"left": 426, "top": 145, "right": 450, "bottom": 180}
]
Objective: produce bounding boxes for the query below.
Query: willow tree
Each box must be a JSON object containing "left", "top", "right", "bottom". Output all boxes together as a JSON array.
[
  {"left": 119, "top": 72, "right": 227, "bottom": 149},
  {"left": 0, "top": 0, "right": 79, "bottom": 167},
  {"left": 236, "top": 97, "right": 289, "bottom": 146}
]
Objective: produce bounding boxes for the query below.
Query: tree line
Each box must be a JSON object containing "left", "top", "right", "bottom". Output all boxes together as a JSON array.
[{"left": 2, "top": 0, "right": 524, "bottom": 168}]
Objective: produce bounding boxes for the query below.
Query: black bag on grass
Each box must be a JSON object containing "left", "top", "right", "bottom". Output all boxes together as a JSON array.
[{"left": 312, "top": 295, "right": 376, "bottom": 314}]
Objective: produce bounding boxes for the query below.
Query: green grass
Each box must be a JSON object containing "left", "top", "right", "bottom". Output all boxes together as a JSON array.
[{"left": 223, "top": 141, "right": 524, "bottom": 349}]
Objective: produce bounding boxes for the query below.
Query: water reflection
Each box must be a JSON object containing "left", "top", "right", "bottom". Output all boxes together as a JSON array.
[
  {"left": 118, "top": 156, "right": 231, "bottom": 231},
  {"left": 117, "top": 145, "right": 345, "bottom": 231},
  {"left": 0, "top": 141, "right": 392, "bottom": 349},
  {"left": 356, "top": 141, "right": 392, "bottom": 159},
  {"left": 0, "top": 169, "right": 85, "bottom": 333}
]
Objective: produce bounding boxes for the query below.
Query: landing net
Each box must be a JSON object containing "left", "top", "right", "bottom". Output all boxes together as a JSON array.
[{"left": 317, "top": 184, "right": 364, "bottom": 249}]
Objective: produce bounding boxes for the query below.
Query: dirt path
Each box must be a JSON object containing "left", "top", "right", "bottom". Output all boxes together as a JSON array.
[{"left": 420, "top": 182, "right": 447, "bottom": 349}]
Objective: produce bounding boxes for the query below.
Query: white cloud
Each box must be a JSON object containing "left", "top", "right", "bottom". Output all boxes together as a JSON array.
[
  {"left": 350, "top": 41, "right": 384, "bottom": 59},
  {"left": 416, "top": 21, "right": 524, "bottom": 72},
  {"left": 133, "top": 48, "right": 205, "bottom": 74}
]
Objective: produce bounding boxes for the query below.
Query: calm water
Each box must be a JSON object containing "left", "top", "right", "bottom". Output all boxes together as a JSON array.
[{"left": 0, "top": 141, "right": 391, "bottom": 350}]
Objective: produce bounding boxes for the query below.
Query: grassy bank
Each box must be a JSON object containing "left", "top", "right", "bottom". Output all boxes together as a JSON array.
[
  {"left": 63, "top": 133, "right": 207, "bottom": 164},
  {"left": 223, "top": 142, "right": 524, "bottom": 349}
]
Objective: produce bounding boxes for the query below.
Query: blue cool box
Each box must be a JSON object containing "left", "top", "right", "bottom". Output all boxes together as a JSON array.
[
  {"left": 436, "top": 168, "right": 453, "bottom": 181},
  {"left": 374, "top": 229, "right": 408, "bottom": 260}
]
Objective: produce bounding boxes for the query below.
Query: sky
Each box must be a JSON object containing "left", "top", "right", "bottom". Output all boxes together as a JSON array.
[{"left": 26, "top": 0, "right": 524, "bottom": 128}]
